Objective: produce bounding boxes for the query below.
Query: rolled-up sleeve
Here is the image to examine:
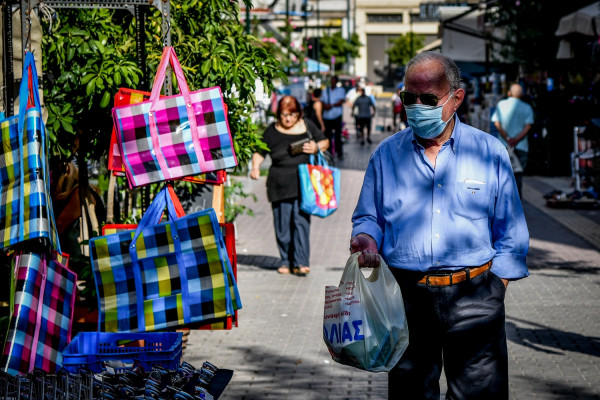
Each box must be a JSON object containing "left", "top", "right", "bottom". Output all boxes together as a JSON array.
[
  {"left": 490, "top": 146, "right": 530, "bottom": 280},
  {"left": 352, "top": 154, "right": 384, "bottom": 249}
]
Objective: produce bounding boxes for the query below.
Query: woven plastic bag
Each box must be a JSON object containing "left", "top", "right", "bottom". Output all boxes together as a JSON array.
[{"left": 323, "top": 252, "right": 409, "bottom": 372}]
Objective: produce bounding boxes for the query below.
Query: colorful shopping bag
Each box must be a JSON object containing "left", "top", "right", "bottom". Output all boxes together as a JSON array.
[
  {"left": 0, "top": 52, "right": 60, "bottom": 250},
  {"left": 90, "top": 185, "right": 241, "bottom": 333},
  {"left": 108, "top": 88, "right": 227, "bottom": 185},
  {"left": 298, "top": 151, "right": 341, "bottom": 218},
  {"left": 100, "top": 222, "right": 239, "bottom": 331},
  {"left": 1, "top": 251, "right": 77, "bottom": 375},
  {"left": 112, "top": 47, "right": 238, "bottom": 188}
]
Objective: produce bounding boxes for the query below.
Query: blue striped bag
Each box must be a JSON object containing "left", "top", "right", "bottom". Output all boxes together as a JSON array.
[
  {"left": 90, "top": 185, "right": 241, "bottom": 332},
  {"left": 0, "top": 52, "right": 60, "bottom": 250}
]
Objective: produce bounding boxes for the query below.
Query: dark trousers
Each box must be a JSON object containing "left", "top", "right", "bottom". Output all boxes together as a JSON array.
[
  {"left": 388, "top": 268, "right": 508, "bottom": 400},
  {"left": 514, "top": 149, "right": 528, "bottom": 199},
  {"left": 355, "top": 117, "right": 372, "bottom": 139},
  {"left": 324, "top": 116, "right": 343, "bottom": 158},
  {"left": 271, "top": 198, "right": 310, "bottom": 268}
]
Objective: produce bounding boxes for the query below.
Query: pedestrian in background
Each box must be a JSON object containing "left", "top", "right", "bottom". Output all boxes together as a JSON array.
[
  {"left": 250, "top": 95, "right": 329, "bottom": 276},
  {"left": 303, "top": 88, "right": 326, "bottom": 132},
  {"left": 391, "top": 83, "right": 405, "bottom": 131},
  {"left": 321, "top": 75, "right": 346, "bottom": 161},
  {"left": 350, "top": 51, "right": 529, "bottom": 399},
  {"left": 352, "top": 87, "right": 376, "bottom": 145},
  {"left": 491, "top": 83, "right": 534, "bottom": 198}
]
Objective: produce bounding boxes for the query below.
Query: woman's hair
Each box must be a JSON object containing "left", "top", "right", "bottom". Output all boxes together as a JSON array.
[
  {"left": 276, "top": 95, "right": 303, "bottom": 121},
  {"left": 313, "top": 88, "right": 322, "bottom": 98}
]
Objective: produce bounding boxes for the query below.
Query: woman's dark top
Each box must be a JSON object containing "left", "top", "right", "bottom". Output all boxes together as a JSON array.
[{"left": 259, "top": 118, "right": 327, "bottom": 203}]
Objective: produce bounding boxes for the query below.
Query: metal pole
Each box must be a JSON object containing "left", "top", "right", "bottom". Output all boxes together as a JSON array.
[
  {"left": 246, "top": 3, "right": 250, "bottom": 34},
  {"left": 304, "top": 3, "right": 308, "bottom": 63},
  {"left": 574, "top": 126, "right": 581, "bottom": 192},
  {"left": 134, "top": 5, "right": 147, "bottom": 90},
  {"left": 21, "top": 0, "right": 30, "bottom": 57},
  {"left": 285, "top": 0, "right": 290, "bottom": 46},
  {"left": 316, "top": 0, "right": 320, "bottom": 77},
  {"left": 346, "top": 0, "right": 350, "bottom": 74},
  {"left": 3, "top": 2, "right": 15, "bottom": 116}
]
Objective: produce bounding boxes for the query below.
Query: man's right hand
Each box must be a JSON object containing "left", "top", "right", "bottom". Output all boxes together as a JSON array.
[{"left": 350, "top": 234, "right": 380, "bottom": 268}]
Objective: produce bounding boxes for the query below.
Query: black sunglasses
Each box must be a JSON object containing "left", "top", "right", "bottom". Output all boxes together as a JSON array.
[{"left": 400, "top": 91, "right": 449, "bottom": 107}]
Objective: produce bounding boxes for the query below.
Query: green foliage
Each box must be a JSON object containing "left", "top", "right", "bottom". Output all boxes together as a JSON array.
[
  {"left": 224, "top": 180, "right": 257, "bottom": 223},
  {"left": 386, "top": 32, "right": 425, "bottom": 67},
  {"left": 42, "top": 9, "right": 142, "bottom": 161},
  {"left": 319, "top": 32, "right": 362, "bottom": 72},
  {"left": 41, "top": 0, "right": 286, "bottom": 168}
]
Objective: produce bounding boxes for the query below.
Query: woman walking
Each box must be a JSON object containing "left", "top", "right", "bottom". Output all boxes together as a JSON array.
[{"left": 250, "top": 96, "right": 329, "bottom": 276}]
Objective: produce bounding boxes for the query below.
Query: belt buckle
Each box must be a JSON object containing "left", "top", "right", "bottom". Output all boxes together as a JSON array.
[{"left": 426, "top": 271, "right": 454, "bottom": 287}]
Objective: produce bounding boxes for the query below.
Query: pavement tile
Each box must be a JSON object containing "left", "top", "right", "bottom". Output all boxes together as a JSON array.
[{"left": 185, "top": 107, "right": 600, "bottom": 399}]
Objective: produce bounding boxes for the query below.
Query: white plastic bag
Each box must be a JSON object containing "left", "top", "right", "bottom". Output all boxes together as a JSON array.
[{"left": 323, "top": 253, "right": 409, "bottom": 372}]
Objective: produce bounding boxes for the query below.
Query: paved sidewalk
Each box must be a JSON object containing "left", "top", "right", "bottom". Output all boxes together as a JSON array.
[{"left": 186, "top": 113, "right": 600, "bottom": 399}]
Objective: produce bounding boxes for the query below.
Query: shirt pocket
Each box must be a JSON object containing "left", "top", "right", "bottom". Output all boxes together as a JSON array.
[{"left": 454, "top": 182, "right": 489, "bottom": 220}]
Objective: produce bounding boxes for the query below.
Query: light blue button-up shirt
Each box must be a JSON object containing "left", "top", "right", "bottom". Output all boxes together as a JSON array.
[
  {"left": 321, "top": 86, "right": 346, "bottom": 120},
  {"left": 351, "top": 118, "right": 529, "bottom": 280},
  {"left": 491, "top": 97, "right": 534, "bottom": 153}
]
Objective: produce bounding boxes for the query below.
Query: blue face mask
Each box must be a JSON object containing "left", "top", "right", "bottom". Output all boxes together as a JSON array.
[{"left": 405, "top": 92, "right": 455, "bottom": 139}]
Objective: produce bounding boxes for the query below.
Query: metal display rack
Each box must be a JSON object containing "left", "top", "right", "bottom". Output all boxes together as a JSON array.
[{"left": 2, "top": 0, "right": 172, "bottom": 116}]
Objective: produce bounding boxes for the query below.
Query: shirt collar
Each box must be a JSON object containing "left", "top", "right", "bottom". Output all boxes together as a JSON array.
[{"left": 410, "top": 115, "right": 460, "bottom": 153}]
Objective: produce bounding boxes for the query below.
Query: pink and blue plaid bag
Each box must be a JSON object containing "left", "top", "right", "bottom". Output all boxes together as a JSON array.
[
  {"left": 1, "top": 252, "right": 77, "bottom": 375},
  {"left": 112, "top": 47, "right": 238, "bottom": 188},
  {"left": 0, "top": 52, "right": 60, "bottom": 250}
]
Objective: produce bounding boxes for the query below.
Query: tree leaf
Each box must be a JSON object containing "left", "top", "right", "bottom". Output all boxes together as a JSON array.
[{"left": 99, "top": 91, "right": 110, "bottom": 108}]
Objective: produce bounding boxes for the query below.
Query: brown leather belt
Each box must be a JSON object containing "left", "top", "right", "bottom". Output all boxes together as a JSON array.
[{"left": 417, "top": 261, "right": 492, "bottom": 286}]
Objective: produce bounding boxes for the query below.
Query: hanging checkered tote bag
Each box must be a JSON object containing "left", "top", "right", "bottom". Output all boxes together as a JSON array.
[
  {"left": 1, "top": 251, "right": 77, "bottom": 375},
  {"left": 108, "top": 88, "right": 227, "bottom": 185},
  {"left": 90, "top": 185, "right": 241, "bottom": 333},
  {"left": 112, "top": 47, "right": 238, "bottom": 188},
  {"left": 0, "top": 52, "right": 60, "bottom": 250}
]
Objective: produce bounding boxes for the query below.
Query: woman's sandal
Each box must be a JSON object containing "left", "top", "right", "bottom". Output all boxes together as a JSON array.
[
  {"left": 294, "top": 266, "right": 310, "bottom": 276},
  {"left": 277, "top": 266, "right": 291, "bottom": 274}
]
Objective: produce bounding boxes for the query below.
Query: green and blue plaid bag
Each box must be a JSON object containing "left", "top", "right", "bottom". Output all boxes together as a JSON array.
[
  {"left": 0, "top": 52, "right": 60, "bottom": 250},
  {"left": 90, "top": 185, "right": 241, "bottom": 332}
]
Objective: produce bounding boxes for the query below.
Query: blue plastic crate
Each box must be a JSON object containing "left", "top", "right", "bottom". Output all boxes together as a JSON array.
[{"left": 61, "top": 332, "right": 182, "bottom": 373}]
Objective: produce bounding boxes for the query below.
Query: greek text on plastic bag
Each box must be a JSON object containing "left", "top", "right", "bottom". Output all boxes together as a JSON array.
[{"left": 323, "top": 253, "right": 409, "bottom": 372}]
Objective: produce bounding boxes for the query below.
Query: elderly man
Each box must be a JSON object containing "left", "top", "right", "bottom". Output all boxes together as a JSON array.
[
  {"left": 350, "top": 52, "right": 529, "bottom": 399},
  {"left": 491, "top": 83, "right": 534, "bottom": 198}
]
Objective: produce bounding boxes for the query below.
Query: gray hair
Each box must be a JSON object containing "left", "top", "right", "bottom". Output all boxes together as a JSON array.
[{"left": 404, "top": 51, "right": 461, "bottom": 91}]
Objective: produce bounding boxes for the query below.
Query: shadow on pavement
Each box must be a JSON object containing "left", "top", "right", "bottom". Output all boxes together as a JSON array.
[
  {"left": 237, "top": 254, "right": 280, "bottom": 270},
  {"left": 526, "top": 245, "right": 600, "bottom": 274},
  {"left": 507, "top": 316, "right": 600, "bottom": 358},
  {"left": 192, "top": 344, "right": 383, "bottom": 400},
  {"left": 512, "top": 374, "right": 600, "bottom": 400},
  {"left": 524, "top": 201, "right": 599, "bottom": 253}
]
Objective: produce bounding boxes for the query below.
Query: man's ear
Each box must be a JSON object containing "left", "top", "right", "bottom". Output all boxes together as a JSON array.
[{"left": 452, "top": 88, "right": 466, "bottom": 111}]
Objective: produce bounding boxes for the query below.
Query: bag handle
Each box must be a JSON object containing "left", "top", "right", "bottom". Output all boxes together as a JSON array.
[
  {"left": 149, "top": 47, "right": 192, "bottom": 109},
  {"left": 309, "top": 150, "right": 328, "bottom": 167},
  {"left": 18, "top": 52, "right": 41, "bottom": 122},
  {"left": 129, "top": 184, "right": 185, "bottom": 251},
  {"left": 146, "top": 47, "right": 208, "bottom": 178},
  {"left": 17, "top": 52, "right": 55, "bottom": 248},
  {"left": 28, "top": 252, "right": 48, "bottom": 370}
]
